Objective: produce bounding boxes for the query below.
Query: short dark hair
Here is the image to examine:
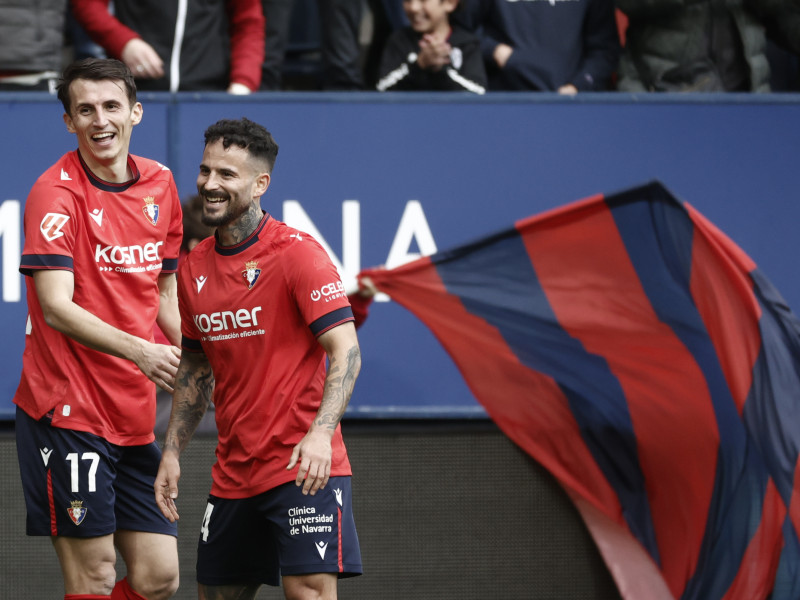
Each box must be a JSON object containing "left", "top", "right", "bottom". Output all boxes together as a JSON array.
[
  {"left": 203, "top": 118, "right": 279, "bottom": 172},
  {"left": 57, "top": 58, "right": 137, "bottom": 114}
]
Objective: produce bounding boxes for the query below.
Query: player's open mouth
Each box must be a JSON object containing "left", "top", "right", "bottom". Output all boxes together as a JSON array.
[
  {"left": 204, "top": 195, "right": 228, "bottom": 204},
  {"left": 92, "top": 132, "right": 115, "bottom": 142}
]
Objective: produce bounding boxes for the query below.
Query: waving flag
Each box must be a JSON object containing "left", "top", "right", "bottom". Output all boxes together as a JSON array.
[{"left": 361, "top": 181, "right": 800, "bottom": 600}]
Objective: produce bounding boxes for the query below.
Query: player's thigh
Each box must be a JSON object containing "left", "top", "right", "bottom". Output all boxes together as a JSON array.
[
  {"left": 282, "top": 572, "right": 338, "bottom": 600},
  {"left": 115, "top": 529, "right": 179, "bottom": 584},
  {"left": 52, "top": 534, "right": 117, "bottom": 592},
  {"left": 198, "top": 582, "right": 261, "bottom": 600}
]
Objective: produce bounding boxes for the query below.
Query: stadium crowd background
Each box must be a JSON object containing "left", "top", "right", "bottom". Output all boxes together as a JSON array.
[
  {"left": 2, "top": 2, "right": 800, "bottom": 599},
  {"left": 1, "top": 0, "right": 799, "bottom": 93}
]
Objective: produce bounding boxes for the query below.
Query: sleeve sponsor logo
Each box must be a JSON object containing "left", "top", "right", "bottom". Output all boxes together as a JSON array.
[
  {"left": 40, "top": 212, "right": 70, "bottom": 241},
  {"left": 310, "top": 281, "right": 345, "bottom": 302}
]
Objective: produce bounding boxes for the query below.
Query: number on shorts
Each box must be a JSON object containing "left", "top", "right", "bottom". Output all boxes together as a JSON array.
[
  {"left": 66, "top": 452, "right": 100, "bottom": 493},
  {"left": 200, "top": 502, "right": 214, "bottom": 542}
]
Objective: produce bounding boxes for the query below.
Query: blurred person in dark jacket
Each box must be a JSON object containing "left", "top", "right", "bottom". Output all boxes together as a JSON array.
[
  {"left": 0, "top": 0, "right": 66, "bottom": 92},
  {"left": 454, "top": 0, "right": 620, "bottom": 92},
  {"left": 71, "top": 0, "right": 265, "bottom": 93}
]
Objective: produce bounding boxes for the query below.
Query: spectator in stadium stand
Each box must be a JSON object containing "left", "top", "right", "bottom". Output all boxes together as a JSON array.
[
  {"left": 376, "top": 0, "right": 488, "bottom": 93},
  {"left": 0, "top": 0, "right": 66, "bottom": 92},
  {"left": 260, "top": 0, "right": 365, "bottom": 90},
  {"left": 615, "top": 0, "right": 800, "bottom": 92},
  {"left": 13, "top": 58, "right": 182, "bottom": 600},
  {"left": 155, "top": 117, "right": 363, "bottom": 600},
  {"left": 70, "top": 0, "right": 265, "bottom": 94},
  {"left": 453, "top": 0, "right": 621, "bottom": 93}
]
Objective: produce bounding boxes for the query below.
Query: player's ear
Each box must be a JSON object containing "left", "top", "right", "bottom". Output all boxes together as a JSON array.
[
  {"left": 131, "top": 102, "right": 143, "bottom": 126},
  {"left": 254, "top": 172, "right": 271, "bottom": 198},
  {"left": 63, "top": 112, "right": 76, "bottom": 134}
]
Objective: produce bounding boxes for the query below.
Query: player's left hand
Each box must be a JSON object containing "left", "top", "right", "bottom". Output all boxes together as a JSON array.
[{"left": 287, "top": 429, "right": 333, "bottom": 496}]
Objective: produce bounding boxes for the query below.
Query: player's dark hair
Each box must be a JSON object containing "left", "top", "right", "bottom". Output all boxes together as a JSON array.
[
  {"left": 57, "top": 58, "right": 138, "bottom": 114},
  {"left": 203, "top": 118, "right": 279, "bottom": 172}
]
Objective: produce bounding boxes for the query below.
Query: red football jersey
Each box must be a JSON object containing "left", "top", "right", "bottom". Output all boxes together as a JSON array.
[
  {"left": 14, "top": 150, "right": 183, "bottom": 445},
  {"left": 178, "top": 214, "right": 354, "bottom": 499}
]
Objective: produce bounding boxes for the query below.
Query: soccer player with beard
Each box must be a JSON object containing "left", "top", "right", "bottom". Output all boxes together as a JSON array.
[
  {"left": 14, "top": 58, "right": 182, "bottom": 600},
  {"left": 155, "top": 117, "right": 363, "bottom": 600}
]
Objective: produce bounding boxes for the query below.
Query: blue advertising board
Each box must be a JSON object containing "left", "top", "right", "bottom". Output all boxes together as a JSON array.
[{"left": 2, "top": 92, "right": 799, "bottom": 419}]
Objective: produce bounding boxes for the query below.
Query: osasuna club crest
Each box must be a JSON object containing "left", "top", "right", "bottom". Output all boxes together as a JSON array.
[
  {"left": 243, "top": 260, "right": 261, "bottom": 289},
  {"left": 142, "top": 196, "right": 159, "bottom": 225},
  {"left": 67, "top": 500, "right": 87, "bottom": 526}
]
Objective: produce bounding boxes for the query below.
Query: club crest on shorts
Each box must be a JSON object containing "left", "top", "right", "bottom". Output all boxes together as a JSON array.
[
  {"left": 142, "top": 196, "right": 159, "bottom": 225},
  {"left": 67, "top": 500, "right": 88, "bottom": 526},
  {"left": 242, "top": 260, "right": 261, "bottom": 289}
]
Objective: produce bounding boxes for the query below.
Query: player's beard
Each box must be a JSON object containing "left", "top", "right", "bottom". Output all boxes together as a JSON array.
[{"left": 200, "top": 191, "right": 248, "bottom": 227}]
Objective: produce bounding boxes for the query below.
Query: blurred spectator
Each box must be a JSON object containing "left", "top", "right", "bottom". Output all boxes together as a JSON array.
[
  {"left": 746, "top": 0, "right": 800, "bottom": 91},
  {"left": 615, "top": 0, "right": 798, "bottom": 92},
  {"left": 71, "top": 0, "right": 265, "bottom": 93},
  {"left": 453, "top": 0, "right": 620, "bottom": 92},
  {"left": 65, "top": 3, "right": 106, "bottom": 61},
  {"left": 376, "top": 0, "right": 487, "bottom": 92},
  {"left": 261, "top": 0, "right": 364, "bottom": 90},
  {"left": 364, "top": 0, "right": 410, "bottom": 87},
  {"left": 0, "top": 0, "right": 66, "bottom": 93},
  {"left": 181, "top": 194, "right": 216, "bottom": 255}
]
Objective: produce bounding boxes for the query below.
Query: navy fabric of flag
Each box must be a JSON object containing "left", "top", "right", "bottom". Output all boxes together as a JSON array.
[{"left": 360, "top": 181, "right": 800, "bottom": 600}]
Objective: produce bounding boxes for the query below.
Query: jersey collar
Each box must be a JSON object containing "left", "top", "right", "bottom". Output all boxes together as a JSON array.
[{"left": 77, "top": 150, "right": 141, "bottom": 192}]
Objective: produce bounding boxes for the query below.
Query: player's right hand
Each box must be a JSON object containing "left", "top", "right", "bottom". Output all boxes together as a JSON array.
[
  {"left": 155, "top": 450, "right": 181, "bottom": 522},
  {"left": 136, "top": 342, "right": 181, "bottom": 393}
]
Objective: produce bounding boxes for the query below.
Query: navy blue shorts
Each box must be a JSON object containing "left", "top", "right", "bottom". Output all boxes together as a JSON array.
[
  {"left": 16, "top": 407, "right": 177, "bottom": 538},
  {"left": 196, "top": 477, "right": 362, "bottom": 587}
]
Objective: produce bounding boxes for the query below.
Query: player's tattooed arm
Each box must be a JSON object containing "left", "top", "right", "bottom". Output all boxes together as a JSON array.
[
  {"left": 317, "top": 342, "right": 361, "bottom": 430},
  {"left": 288, "top": 322, "right": 361, "bottom": 494},
  {"left": 163, "top": 350, "right": 215, "bottom": 454}
]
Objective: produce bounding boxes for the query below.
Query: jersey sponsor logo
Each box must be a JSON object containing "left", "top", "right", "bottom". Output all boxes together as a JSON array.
[
  {"left": 89, "top": 208, "right": 104, "bottom": 227},
  {"left": 310, "top": 281, "right": 345, "bottom": 303},
  {"left": 195, "top": 275, "right": 208, "bottom": 293},
  {"left": 290, "top": 233, "right": 303, "bottom": 241},
  {"left": 67, "top": 500, "right": 87, "bottom": 526},
  {"left": 142, "top": 196, "right": 159, "bottom": 226},
  {"left": 242, "top": 260, "right": 261, "bottom": 289},
  {"left": 95, "top": 241, "right": 164, "bottom": 266},
  {"left": 60, "top": 168, "right": 72, "bottom": 181},
  {"left": 40, "top": 212, "right": 70, "bottom": 241},
  {"left": 193, "top": 306, "right": 262, "bottom": 333}
]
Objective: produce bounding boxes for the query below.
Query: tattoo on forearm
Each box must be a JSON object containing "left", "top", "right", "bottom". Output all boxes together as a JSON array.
[
  {"left": 164, "top": 358, "right": 214, "bottom": 453},
  {"left": 316, "top": 344, "right": 361, "bottom": 430}
]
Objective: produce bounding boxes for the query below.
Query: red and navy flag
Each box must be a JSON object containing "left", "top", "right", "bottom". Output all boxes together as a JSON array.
[{"left": 361, "top": 181, "right": 800, "bottom": 600}]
